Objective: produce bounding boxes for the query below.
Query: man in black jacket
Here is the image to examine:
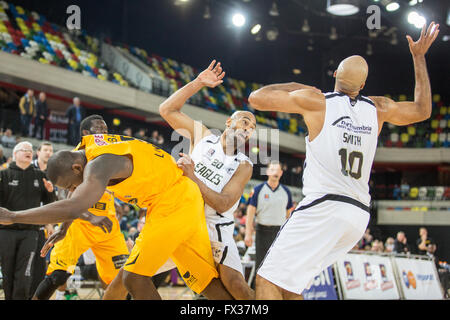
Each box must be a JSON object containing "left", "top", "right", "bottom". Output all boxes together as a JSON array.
[
  {"left": 0, "top": 141, "right": 56, "bottom": 299},
  {"left": 32, "top": 92, "right": 49, "bottom": 140},
  {"left": 30, "top": 141, "right": 56, "bottom": 298},
  {"left": 65, "top": 97, "right": 84, "bottom": 146}
]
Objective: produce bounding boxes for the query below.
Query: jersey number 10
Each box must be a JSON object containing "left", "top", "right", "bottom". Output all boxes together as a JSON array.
[{"left": 338, "top": 148, "right": 363, "bottom": 179}]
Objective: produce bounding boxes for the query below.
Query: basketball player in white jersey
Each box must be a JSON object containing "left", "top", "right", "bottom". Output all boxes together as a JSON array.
[
  {"left": 159, "top": 60, "right": 256, "bottom": 299},
  {"left": 248, "top": 22, "right": 439, "bottom": 299}
]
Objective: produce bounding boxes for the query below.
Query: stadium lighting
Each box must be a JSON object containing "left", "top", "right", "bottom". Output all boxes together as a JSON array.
[
  {"left": 329, "top": 26, "right": 338, "bottom": 40},
  {"left": 408, "top": 11, "right": 426, "bottom": 29},
  {"left": 366, "top": 43, "right": 373, "bottom": 56},
  {"left": 269, "top": 2, "right": 279, "bottom": 17},
  {"left": 386, "top": 2, "right": 400, "bottom": 12},
  {"left": 326, "top": 0, "right": 359, "bottom": 16},
  {"left": 174, "top": 0, "right": 189, "bottom": 6},
  {"left": 232, "top": 13, "right": 246, "bottom": 27},
  {"left": 203, "top": 5, "right": 211, "bottom": 19},
  {"left": 301, "top": 19, "right": 310, "bottom": 33},
  {"left": 266, "top": 27, "right": 279, "bottom": 41},
  {"left": 251, "top": 24, "right": 261, "bottom": 35}
]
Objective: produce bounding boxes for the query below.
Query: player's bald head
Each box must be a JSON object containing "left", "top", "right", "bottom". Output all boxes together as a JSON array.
[
  {"left": 334, "top": 55, "right": 368, "bottom": 94},
  {"left": 229, "top": 111, "right": 256, "bottom": 127}
]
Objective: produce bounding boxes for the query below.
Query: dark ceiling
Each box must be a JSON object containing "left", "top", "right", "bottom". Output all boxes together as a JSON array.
[{"left": 10, "top": 0, "right": 450, "bottom": 99}]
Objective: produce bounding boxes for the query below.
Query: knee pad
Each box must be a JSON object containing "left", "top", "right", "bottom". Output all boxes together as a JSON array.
[{"left": 34, "top": 270, "right": 71, "bottom": 300}]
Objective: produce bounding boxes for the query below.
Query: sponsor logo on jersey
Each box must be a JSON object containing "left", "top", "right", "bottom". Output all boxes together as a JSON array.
[
  {"left": 92, "top": 202, "right": 107, "bottom": 211},
  {"left": 112, "top": 254, "right": 130, "bottom": 269},
  {"left": 127, "top": 198, "right": 138, "bottom": 205},
  {"left": 332, "top": 116, "right": 372, "bottom": 135},
  {"left": 225, "top": 167, "right": 235, "bottom": 175},
  {"left": 183, "top": 271, "right": 198, "bottom": 287},
  {"left": 206, "top": 148, "right": 215, "bottom": 158}
]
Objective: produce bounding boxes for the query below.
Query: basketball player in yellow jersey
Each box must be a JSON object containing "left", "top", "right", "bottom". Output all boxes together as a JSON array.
[
  {"left": 0, "top": 134, "right": 232, "bottom": 299},
  {"left": 31, "top": 115, "right": 130, "bottom": 300}
]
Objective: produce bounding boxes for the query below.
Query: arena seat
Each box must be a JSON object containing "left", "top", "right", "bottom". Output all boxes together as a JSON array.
[
  {"left": 0, "top": 1, "right": 129, "bottom": 87},
  {"left": 409, "top": 187, "right": 419, "bottom": 200},
  {"left": 435, "top": 186, "right": 445, "bottom": 200},
  {"left": 418, "top": 187, "right": 428, "bottom": 200}
]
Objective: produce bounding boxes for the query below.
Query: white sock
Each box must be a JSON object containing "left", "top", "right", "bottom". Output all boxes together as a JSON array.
[{"left": 55, "top": 290, "right": 66, "bottom": 300}]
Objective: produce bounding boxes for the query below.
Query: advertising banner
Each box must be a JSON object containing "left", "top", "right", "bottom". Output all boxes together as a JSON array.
[
  {"left": 303, "top": 266, "right": 338, "bottom": 300},
  {"left": 336, "top": 253, "right": 400, "bottom": 299},
  {"left": 394, "top": 257, "right": 443, "bottom": 300}
]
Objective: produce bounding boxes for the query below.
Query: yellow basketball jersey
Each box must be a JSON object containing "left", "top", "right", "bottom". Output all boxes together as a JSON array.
[
  {"left": 78, "top": 134, "right": 183, "bottom": 208},
  {"left": 74, "top": 141, "right": 116, "bottom": 219}
]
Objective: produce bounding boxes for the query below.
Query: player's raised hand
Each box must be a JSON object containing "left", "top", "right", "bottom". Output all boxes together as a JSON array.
[
  {"left": 196, "top": 59, "right": 226, "bottom": 88},
  {"left": 406, "top": 21, "right": 439, "bottom": 57}
]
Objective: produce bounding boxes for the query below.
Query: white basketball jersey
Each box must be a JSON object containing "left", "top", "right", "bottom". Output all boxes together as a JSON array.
[
  {"left": 301, "top": 92, "right": 378, "bottom": 206},
  {"left": 191, "top": 134, "right": 253, "bottom": 220}
]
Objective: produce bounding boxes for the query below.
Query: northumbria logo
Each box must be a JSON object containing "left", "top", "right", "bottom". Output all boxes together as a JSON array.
[{"left": 332, "top": 116, "right": 372, "bottom": 135}]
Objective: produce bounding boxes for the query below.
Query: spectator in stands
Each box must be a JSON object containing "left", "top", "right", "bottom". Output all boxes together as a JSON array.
[
  {"left": 370, "top": 239, "right": 385, "bottom": 253},
  {"left": 0, "top": 141, "right": 56, "bottom": 299},
  {"left": 392, "top": 184, "right": 401, "bottom": 200},
  {"left": 149, "top": 130, "right": 164, "bottom": 146},
  {"left": 393, "top": 231, "right": 411, "bottom": 254},
  {"left": 416, "top": 227, "right": 436, "bottom": 255},
  {"left": 65, "top": 97, "right": 85, "bottom": 145},
  {"left": 32, "top": 141, "right": 53, "bottom": 172},
  {"left": 30, "top": 141, "right": 56, "bottom": 298},
  {"left": 288, "top": 165, "right": 302, "bottom": 186},
  {"left": 384, "top": 237, "right": 395, "bottom": 253},
  {"left": 122, "top": 127, "right": 132, "bottom": 137},
  {"left": 358, "top": 228, "right": 374, "bottom": 249},
  {"left": 0, "top": 145, "right": 7, "bottom": 166},
  {"left": 1, "top": 128, "right": 16, "bottom": 148},
  {"left": 32, "top": 92, "right": 49, "bottom": 139},
  {"left": 18, "top": 89, "right": 36, "bottom": 137},
  {"left": 134, "top": 128, "right": 148, "bottom": 141},
  {"left": 400, "top": 179, "right": 410, "bottom": 199}
]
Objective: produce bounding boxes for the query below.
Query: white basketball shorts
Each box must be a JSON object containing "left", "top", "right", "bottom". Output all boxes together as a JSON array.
[
  {"left": 257, "top": 194, "right": 370, "bottom": 294},
  {"left": 207, "top": 216, "right": 244, "bottom": 276}
]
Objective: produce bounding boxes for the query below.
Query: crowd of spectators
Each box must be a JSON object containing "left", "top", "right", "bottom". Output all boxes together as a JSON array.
[{"left": 353, "top": 226, "right": 439, "bottom": 258}]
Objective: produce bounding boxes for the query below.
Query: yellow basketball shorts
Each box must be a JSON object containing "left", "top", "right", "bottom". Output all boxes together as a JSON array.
[
  {"left": 123, "top": 176, "right": 218, "bottom": 294},
  {"left": 47, "top": 216, "right": 129, "bottom": 285}
]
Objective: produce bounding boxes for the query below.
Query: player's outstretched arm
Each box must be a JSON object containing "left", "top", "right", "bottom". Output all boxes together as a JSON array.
[
  {"left": 370, "top": 22, "right": 439, "bottom": 128},
  {"left": 248, "top": 83, "right": 324, "bottom": 115},
  {"left": 0, "top": 154, "right": 130, "bottom": 226},
  {"left": 159, "top": 59, "right": 225, "bottom": 149}
]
